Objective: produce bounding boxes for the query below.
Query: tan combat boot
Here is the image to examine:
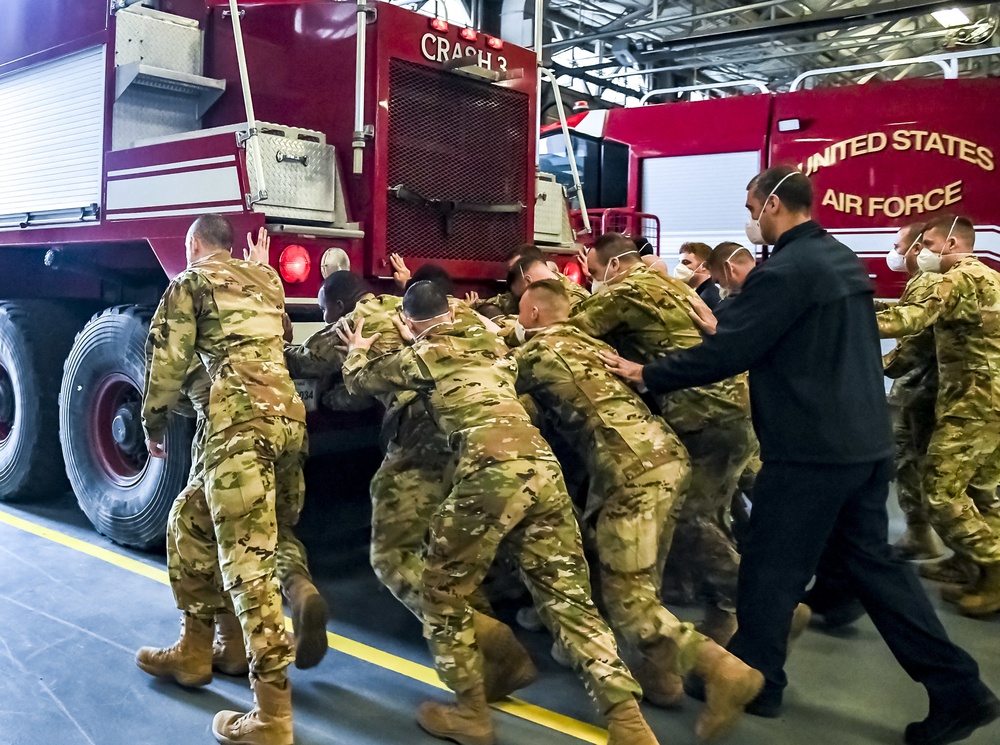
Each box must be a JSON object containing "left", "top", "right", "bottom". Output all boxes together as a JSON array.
[
  {"left": 696, "top": 607, "right": 738, "bottom": 647},
  {"left": 214, "top": 611, "right": 250, "bottom": 676},
  {"left": 692, "top": 640, "right": 765, "bottom": 742},
  {"left": 213, "top": 678, "right": 294, "bottom": 745},
  {"left": 473, "top": 612, "right": 538, "bottom": 702},
  {"left": 893, "top": 523, "right": 944, "bottom": 561},
  {"left": 919, "top": 554, "right": 978, "bottom": 584},
  {"left": 135, "top": 613, "right": 213, "bottom": 687},
  {"left": 957, "top": 564, "right": 1000, "bottom": 618},
  {"left": 283, "top": 573, "right": 330, "bottom": 670},
  {"left": 633, "top": 638, "right": 684, "bottom": 709},
  {"left": 606, "top": 697, "right": 660, "bottom": 745},
  {"left": 418, "top": 687, "right": 495, "bottom": 745}
]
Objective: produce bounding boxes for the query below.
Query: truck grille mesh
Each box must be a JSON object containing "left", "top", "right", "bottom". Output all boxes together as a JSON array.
[{"left": 386, "top": 60, "right": 530, "bottom": 266}]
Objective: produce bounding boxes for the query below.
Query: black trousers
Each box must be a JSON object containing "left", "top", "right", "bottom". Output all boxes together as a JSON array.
[{"left": 728, "top": 458, "right": 981, "bottom": 705}]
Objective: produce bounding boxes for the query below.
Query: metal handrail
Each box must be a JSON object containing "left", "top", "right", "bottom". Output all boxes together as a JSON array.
[
  {"left": 640, "top": 78, "right": 769, "bottom": 105},
  {"left": 789, "top": 46, "right": 1000, "bottom": 91},
  {"left": 540, "top": 68, "right": 592, "bottom": 234},
  {"left": 227, "top": 0, "right": 267, "bottom": 204}
]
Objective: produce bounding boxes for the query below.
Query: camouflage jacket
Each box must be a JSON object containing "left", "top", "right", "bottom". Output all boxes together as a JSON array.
[
  {"left": 514, "top": 322, "right": 687, "bottom": 502},
  {"left": 878, "top": 255, "right": 1000, "bottom": 419},
  {"left": 175, "top": 361, "right": 212, "bottom": 471},
  {"left": 142, "top": 253, "right": 305, "bottom": 441},
  {"left": 343, "top": 315, "right": 556, "bottom": 479},
  {"left": 569, "top": 262, "right": 750, "bottom": 433},
  {"left": 883, "top": 272, "right": 938, "bottom": 409}
]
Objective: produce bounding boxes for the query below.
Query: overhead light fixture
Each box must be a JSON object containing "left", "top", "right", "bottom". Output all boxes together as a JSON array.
[{"left": 932, "top": 8, "right": 970, "bottom": 27}]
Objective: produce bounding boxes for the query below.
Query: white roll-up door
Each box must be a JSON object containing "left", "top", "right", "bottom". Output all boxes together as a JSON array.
[
  {"left": 0, "top": 46, "right": 106, "bottom": 219},
  {"left": 642, "top": 150, "right": 761, "bottom": 257}
]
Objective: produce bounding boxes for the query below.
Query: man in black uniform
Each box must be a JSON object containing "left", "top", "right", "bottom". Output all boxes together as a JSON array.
[{"left": 601, "top": 165, "right": 998, "bottom": 745}]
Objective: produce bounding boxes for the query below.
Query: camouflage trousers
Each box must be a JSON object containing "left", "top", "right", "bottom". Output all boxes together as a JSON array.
[
  {"left": 593, "top": 459, "right": 704, "bottom": 673},
  {"left": 663, "top": 417, "right": 755, "bottom": 612},
  {"left": 196, "top": 416, "right": 307, "bottom": 684},
  {"left": 891, "top": 397, "right": 936, "bottom": 528},
  {"left": 922, "top": 415, "right": 1000, "bottom": 566},
  {"left": 166, "top": 460, "right": 312, "bottom": 618},
  {"left": 370, "top": 409, "right": 493, "bottom": 619},
  {"left": 423, "top": 457, "right": 642, "bottom": 713}
]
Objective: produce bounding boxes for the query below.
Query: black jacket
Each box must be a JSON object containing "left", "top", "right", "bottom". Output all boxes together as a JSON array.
[
  {"left": 643, "top": 221, "right": 893, "bottom": 465},
  {"left": 695, "top": 278, "right": 721, "bottom": 310}
]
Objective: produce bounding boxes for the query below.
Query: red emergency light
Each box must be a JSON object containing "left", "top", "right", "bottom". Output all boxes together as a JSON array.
[
  {"left": 563, "top": 259, "right": 585, "bottom": 285},
  {"left": 430, "top": 18, "right": 448, "bottom": 33},
  {"left": 486, "top": 35, "right": 503, "bottom": 50},
  {"left": 460, "top": 27, "right": 477, "bottom": 41},
  {"left": 279, "top": 245, "right": 311, "bottom": 284}
]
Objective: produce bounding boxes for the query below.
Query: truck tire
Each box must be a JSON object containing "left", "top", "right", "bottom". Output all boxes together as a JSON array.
[
  {"left": 0, "top": 301, "right": 84, "bottom": 501},
  {"left": 60, "top": 306, "right": 193, "bottom": 550}
]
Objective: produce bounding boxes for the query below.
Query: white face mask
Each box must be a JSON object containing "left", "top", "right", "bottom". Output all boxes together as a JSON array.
[
  {"left": 916, "top": 249, "right": 942, "bottom": 274},
  {"left": 915, "top": 216, "right": 959, "bottom": 274},
  {"left": 597, "top": 250, "right": 637, "bottom": 289},
  {"left": 887, "top": 234, "right": 921, "bottom": 273},
  {"left": 514, "top": 319, "right": 544, "bottom": 344},
  {"left": 745, "top": 171, "right": 798, "bottom": 245},
  {"left": 674, "top": 261, "right": 700, "bottom": 282},
  {"left": 408, "top": 310, "right": 452, "bottom": 341},
  {"left": 886, "top": 248, "right": 908, "bottom": 273}
]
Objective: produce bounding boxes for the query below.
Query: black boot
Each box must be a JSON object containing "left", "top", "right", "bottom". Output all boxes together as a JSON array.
[{"left": 905, "top": 686, "right": 1000, "bottom": 745}]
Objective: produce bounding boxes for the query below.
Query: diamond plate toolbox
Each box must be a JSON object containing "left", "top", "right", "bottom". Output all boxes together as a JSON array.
[{"left": 246, "top": 123, "right": 336, "bottom": 223}]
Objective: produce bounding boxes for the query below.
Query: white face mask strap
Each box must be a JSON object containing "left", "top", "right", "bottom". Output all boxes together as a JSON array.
[
  {"left": 407, "top": 309, "right": 452, "bottom": 340},
  {"left": 604, "top": 250, "right": 638, "bottom": 282},
  {"left": 944, "top": 216, "right": 959, "bottom": 245},
  {"left": 761, "top": 171, "right": 798, "bottom": 215},
  {"left": 726, "top": 246, "right": 754, "bottom": 265}
]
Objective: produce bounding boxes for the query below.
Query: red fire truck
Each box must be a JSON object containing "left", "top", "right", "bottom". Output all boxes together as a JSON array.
[
  {"left": 540, "top": 64, "right": 1000, "bottom": 298},
  {"left": 0, "top": 0, "right": 566, "bottom": 548}
]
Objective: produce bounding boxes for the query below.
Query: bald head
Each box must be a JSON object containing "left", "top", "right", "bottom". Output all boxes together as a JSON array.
[
  {"left": 519, "top": 279, "right": 570, "bottom": 332},
  {"left": 186, "top": 214, "right": 234, "bottom": 264}
]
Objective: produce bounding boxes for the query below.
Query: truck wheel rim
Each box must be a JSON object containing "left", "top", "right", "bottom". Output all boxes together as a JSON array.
[
  {"left": 0, "top": 365, "right": 13, "bottom": 443},
  {"left": 89, "top": 373, "right": 148, "bottom": 486}
]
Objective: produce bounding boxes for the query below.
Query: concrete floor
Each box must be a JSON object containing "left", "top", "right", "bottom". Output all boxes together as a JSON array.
[{"left": 0, "top": 478, "right": 997, "bottom": 745}]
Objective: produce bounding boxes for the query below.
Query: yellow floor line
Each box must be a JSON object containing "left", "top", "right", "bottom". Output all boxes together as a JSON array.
[{"left": 0, "top": 508, "right": 608, "bottom": 744}]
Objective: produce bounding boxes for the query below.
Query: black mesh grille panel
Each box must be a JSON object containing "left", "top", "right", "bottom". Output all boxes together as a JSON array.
[{"left": 386, "top": 60, "right": 530, "bottom": 264}]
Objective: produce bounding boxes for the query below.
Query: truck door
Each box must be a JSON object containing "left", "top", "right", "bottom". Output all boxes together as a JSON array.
[{"left": 769, "top": 78, "right": 1000, "bottom": 297}]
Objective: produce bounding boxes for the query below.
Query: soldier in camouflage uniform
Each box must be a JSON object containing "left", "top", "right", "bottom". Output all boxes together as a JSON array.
[
  {"left": 470, "top": 243, "right": 546, "bottom": 316},
  {"left": 881, "top": 224, "right": 945, "bottom": 562},
  {"left": 141, "top": 216, "right": 306, "bottom": 745},
  {"left": 284, "top": 271, "right": 537, "bottom": 701},
  {"left": 514, "top": 278, "right": 765, "bottom": 715},
  {"left": 877, "top": 215, "right": 1000, "bottom": 618},
  {"left": 137, "top": 357, "right": 327, "bottom": 689},
  {"left": 572, "top": 232, "right": 756, "bottom": 644}
]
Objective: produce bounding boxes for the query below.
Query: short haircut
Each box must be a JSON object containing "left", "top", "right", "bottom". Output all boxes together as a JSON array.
[
  {"left": 321, "top": 270, "right": 371, "bottom": 312},
  {"left": 900, "top": 223, "right": 924, "bottom": 249},
  {"left": 523, "top": 278, "right": 570, "bottom": 316},
  {"left": 592, "top": 232, "right": 637, "bottom": 263},
  {"left": 511, "top": 255, "right": 548, "bottom": 280},
  {"left": 191, "top": 214, "right": 234, "bottom": 248},
  {"left": 505, "top": 243, "right": 544, "bottom": 265},
  {"left": 403, "top": 280, "right": 449, "bottom": 320},
  {"left": 680, "top": 241, "right": 712, "bottom": 263},
  {"left": 407, "top": 263, "right": 454, "bottom": 297},
  {"left": 923, "top": 214, "right": 975, "bottom": 247},
  {"left": 708, "top": 242, "right": 755, "bottom": 270},
  {"left": 747, "top": 166, "right": 813, "bottom": 213},
  {"left": 633, "top": 236, "right": 654, "bottom": 257}
]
